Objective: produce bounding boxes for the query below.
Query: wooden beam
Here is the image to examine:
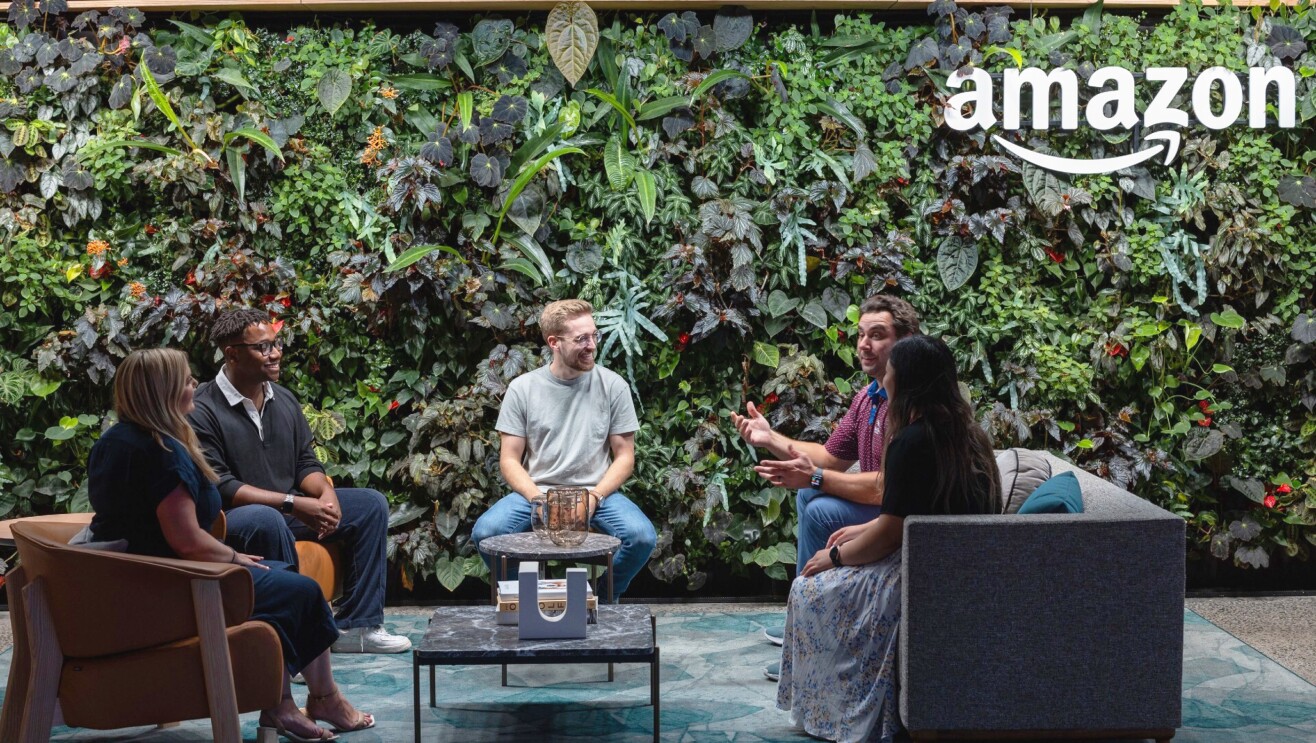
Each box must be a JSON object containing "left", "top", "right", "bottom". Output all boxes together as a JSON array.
[{"left": 0, "top": 0, "right": 1291, "bottom": 12}]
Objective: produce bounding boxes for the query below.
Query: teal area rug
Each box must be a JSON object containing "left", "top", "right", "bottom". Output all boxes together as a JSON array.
[{"left": 4, "top": 609, "right": 1316, "bottom": 742}]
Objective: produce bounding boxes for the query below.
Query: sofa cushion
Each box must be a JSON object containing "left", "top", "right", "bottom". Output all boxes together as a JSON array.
[
  {"left": 1017, "top": 471, "right": 1084, "bottom": 514},
  {"left": 995, "top": 448, "right": 1053, "bottom": 514}
]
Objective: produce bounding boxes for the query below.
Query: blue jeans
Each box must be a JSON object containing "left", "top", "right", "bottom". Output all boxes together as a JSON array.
[
  {"left": 795, "top": 487, "right": 883, "bottom": 575},
  {"left": 472, "top": 492, "right": 656, "bottom": 600},
  {"left": 224, "top": 488, "right": 389, "bottom": 630}
]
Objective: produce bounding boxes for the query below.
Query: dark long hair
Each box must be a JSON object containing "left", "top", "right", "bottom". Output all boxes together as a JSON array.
[{"left": 883, "top": 335, "right": 1001, "bottom": 515}]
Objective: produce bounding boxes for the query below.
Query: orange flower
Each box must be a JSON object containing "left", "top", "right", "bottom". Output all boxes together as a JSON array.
[
  {"left": 117, "top": 257, "right": 128, "bottom": 267},
  {"left": 128, "top": 282, "right": 147, "bottom": 300},
  {"left": 86, "top": 239, "right": 110, "bottom": 256},
  {"left": 380, "top": 86, "right": 399, "bottom": 99},
  {"left": 360, "top": 126, "right": 388, "bottom": 165}
]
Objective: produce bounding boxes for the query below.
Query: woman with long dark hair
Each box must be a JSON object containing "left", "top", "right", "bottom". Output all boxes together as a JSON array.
[
  {"left": 87, "top": 349, "right": 373, "bottom": 742},
  {"left": 776, "top": 334, "right": 1000, "bottom": 742}
]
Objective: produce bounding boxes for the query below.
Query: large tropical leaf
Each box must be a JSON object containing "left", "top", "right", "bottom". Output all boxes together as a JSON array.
[
  {"left": 316, "top": 67, "right": 352, "bottom": 116},
  {"left": 223, "top": 127, "right": 283, "bottom": 161},
  {"left": 937, "top": 236, "right": 978, "bottom": 291},
  {"left": 604, "top": 135, "right": 634, "bottom": 190},
  {"left": 491, "top": 146, "right": 584, "bottom": 242},
  {"left": 545, "top": 1, "right": 599, "bottom": 87},
  {"left": 634, "top": 168, "right": 657, "bottom": 225}
]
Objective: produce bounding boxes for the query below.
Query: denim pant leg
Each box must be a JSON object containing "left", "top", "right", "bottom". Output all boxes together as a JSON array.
[
  {"left": 590, "top": 492, "right": 656, "bottom": 600},
  {"left": 795, "top": 487, "right": 883, "bottom": 574},
  {"left": 223, "top": 504, "right": 298, "bottom": 565},
  {"left": 286, "top": 488, "right": 389, "bottom": 630},
  {"left": 471, "top": 493, "right": 534, "bottom": 581}
]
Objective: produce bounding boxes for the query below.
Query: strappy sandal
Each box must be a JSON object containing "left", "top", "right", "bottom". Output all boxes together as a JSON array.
[
  {"left": 304, "top": 690, "right": 376, "bottom": 733},
  {"left": 258, "top": 712, "right": 338, "bottom": 742}
]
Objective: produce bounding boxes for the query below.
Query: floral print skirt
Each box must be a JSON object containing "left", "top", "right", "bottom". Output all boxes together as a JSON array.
[{"left": 776, "top": 550, "right": 903, "bottom": 743}]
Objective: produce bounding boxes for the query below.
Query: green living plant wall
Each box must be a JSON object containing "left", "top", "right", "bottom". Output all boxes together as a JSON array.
[{"left": 1, "top": 0, "right": 1314, "bottom": 592}]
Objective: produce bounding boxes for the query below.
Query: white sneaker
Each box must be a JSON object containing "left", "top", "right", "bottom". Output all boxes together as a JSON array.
[{"left": 331, "top": 625, "right": 412, "bottom": 654}]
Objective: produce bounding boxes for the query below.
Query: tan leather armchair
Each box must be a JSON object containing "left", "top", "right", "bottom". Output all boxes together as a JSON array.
[{"left": 0, "top": 521, "right": 284, "bottom": 743}]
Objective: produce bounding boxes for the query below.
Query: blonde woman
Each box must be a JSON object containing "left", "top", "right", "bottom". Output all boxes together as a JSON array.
[{"left": 87, "top": 349, "right": 373, "bottom": 741}]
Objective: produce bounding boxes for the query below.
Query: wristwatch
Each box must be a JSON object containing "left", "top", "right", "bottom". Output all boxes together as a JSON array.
[
  {"left": 281, "top": 493, "right": 296, "bottom": 514},
  {"left": 829, "top": 544, "right": 844, "bottom": 569},
  {"left": 810, "top": 467, "right": 824, "bottom": 489}
]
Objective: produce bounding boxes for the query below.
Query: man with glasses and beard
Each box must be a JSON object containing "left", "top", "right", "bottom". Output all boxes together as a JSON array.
[
  {"left": 472, "top": 299, "right": 656, "bottom": 599},
  {"left": 189, "top": 308, "right": 410, "bottom": 654}
]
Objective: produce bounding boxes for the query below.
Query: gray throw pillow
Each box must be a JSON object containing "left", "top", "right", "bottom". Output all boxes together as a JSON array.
[{"left": 996, "top": 448, "right": 1053, "bottom": 514}]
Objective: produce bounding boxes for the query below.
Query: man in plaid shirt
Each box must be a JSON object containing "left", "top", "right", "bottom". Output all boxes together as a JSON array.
[{"left": 732, "top": 294, "right": 920, "bottom": 676}]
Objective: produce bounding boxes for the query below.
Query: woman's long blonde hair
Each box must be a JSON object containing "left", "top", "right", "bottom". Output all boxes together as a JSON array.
[{"left": 114, "top": 348, "right": 219, "bottom": 483}]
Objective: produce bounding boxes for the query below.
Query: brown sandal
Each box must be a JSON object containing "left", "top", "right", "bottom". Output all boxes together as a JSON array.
[{"left": 304, "top": 690, "right": 375, "bottom": 733}]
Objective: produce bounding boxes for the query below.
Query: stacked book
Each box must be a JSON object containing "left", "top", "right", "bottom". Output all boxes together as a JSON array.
[{"left": 495, "top": 578, "right": 598, "bottom": 625}]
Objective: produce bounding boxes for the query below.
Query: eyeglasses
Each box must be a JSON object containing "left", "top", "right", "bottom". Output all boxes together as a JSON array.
[
  {"left": 557, "top": 331, "right": 601, "bottom": 346},
  {"left": 228, "top": 340, "right": 285, "bottom": 356}
]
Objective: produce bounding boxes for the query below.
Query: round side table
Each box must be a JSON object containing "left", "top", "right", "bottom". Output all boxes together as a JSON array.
[{"left": 478, "top": 531, "right": 622, "bottom": 603}]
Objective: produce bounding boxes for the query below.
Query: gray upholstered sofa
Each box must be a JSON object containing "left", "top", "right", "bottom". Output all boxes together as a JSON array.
[{"left": 899, "top": 450, "right": 1185, "bottom": 743}]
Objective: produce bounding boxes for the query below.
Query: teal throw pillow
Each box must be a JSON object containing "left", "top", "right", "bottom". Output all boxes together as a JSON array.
[{"left": 1017, "top": 471, "right": 1084, "bottom": 514}]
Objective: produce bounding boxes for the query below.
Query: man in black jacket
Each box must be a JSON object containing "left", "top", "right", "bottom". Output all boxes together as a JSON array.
[{"left": 189, "top": 308, "right": 410, "bottom": 654}]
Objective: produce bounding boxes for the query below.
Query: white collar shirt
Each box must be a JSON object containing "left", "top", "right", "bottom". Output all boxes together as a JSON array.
[{"left": 215, "top": 368, "right": 275, "bottom": 441}]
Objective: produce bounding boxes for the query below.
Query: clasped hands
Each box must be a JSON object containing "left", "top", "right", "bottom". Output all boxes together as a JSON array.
[{"left": 293, "top": 495, "right": 340, "bottom": 539}]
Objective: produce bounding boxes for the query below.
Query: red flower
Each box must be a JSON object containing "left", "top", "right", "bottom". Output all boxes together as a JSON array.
[
  {"left": 1045, "top": 247, "right": 1065, "bottom": 264},
  {"left": 675, "top": 332, "right": 690, "bottom": 352},
  {"left": 184, "top": 271, "right": 197, "bottom": 286},
  {"left": 764, "top": 393, "right": 780, "bottom": 406},
  {"left": 270, "top": 320, "right": 285, "bottom": 334},
  {"left": 389, "top": 400, "right": 400, "bottom": 412},
  {"left": 285, "top": 34, "right": 295, "bottom": 43},
  {"left": 895, "top": 177, "right": 909, "bottom": 186},
  {"left": 1197, "top": 417, "right": 1212, "bottom": 427},
  {"left": 89, "top": 264, "right": 111, "bottom": 279},
  {"left": 1277, "top": 484, "right": 1293, "bottom": 495},
  {"left": 144, "top": 224, "right": 159, "bottom": 236},
  {"left": 280, "top": 296, "right": 292, "bottom": 308},
  {"left": 1198, "top": 400, "right": 1211, "bottom": 412},
  {"left": 1264, "top": 494, "right": 1278, "bottom": 508},
  {"left": 837, "top": 329, "right": 846, "bottom": 340},
  {"left": 1106, "top": 342, "right": 1128, "bottom": 358}
]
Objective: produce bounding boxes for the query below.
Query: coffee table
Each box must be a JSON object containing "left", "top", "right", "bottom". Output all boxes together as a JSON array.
[{"left": 412, "top": 604, "right": 659, "bottom": 743}]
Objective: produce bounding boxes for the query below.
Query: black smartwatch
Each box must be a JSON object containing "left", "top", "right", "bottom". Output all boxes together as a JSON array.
[
  {"left": 281, "top": 493, "right": 296, "bottom": 514},
  {"left": 829, "top": 544, "right": 844, "bottom": 568},
  {"left": 810, "top": 467, "right": 824, "bottom": 489}
]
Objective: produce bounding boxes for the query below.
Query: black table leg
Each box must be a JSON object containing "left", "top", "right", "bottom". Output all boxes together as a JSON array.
[
  {"left": 413, "top": 655, "right": 421, "bottom": 743},
  {"left": 650, "top": 613, "right": 659, "bottom": 741},
  {"left": 429, "top": 664, "right": 436, "bottom": 707},
  {"left": 652, "top": 646, "right": 661, "bottom": 742}
]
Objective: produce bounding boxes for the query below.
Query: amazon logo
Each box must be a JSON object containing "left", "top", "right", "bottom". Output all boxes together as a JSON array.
[{"left": 944, "top": 66, "right": 1297, "bottom": 175}]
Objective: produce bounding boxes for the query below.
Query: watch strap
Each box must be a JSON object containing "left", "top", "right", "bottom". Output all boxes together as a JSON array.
[
  {"left": 829, "top": 544, "right": 843, "bottom": 568},
  {"left": 281, "top": 493, "right": 296, "bottom": 514},
  {"left": 810, "top": 467, "right": 824, "bottom": 489}
]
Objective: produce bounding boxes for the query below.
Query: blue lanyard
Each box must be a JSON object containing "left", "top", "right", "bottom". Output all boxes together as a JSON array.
[{"left": 867, "top": 381, "right": 888, "bottom": 426}]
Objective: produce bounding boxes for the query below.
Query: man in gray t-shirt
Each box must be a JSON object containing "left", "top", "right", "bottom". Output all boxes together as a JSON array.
[{"left": 472, "top": 299, "right": 656, "bottom": 598}]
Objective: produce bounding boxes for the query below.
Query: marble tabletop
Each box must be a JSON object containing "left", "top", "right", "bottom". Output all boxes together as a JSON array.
[
  {"left": 415, "top": 605, "right": 654, "bottom": 662},
  {"left": 477, "top": 531, "right": 621, "bottom": 560}
]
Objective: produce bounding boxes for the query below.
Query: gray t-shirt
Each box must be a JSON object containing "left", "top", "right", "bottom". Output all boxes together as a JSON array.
[{"left": 495, "top": 364, "right": 640, "bottom": 492}]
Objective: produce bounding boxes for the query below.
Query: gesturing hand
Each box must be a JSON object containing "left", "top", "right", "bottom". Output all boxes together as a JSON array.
[
  {"left": 730, "top": 401, "right": 774, "bottom": 449},
  {"left": 753, "top": 445, "right": 816, "bottom": 490}
]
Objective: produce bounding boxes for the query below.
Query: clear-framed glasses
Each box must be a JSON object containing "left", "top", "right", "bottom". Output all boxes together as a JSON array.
[
  {"left": 228, "top": 339, "right": 285, "bottom": 356},
  {"left": 559, "top": 331, "right": 601, "bottom": 347}
]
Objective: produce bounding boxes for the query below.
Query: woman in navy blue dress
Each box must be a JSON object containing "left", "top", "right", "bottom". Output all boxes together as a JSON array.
[{"left": 88, "top": 349, "right": 373, "bottom": 741}]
